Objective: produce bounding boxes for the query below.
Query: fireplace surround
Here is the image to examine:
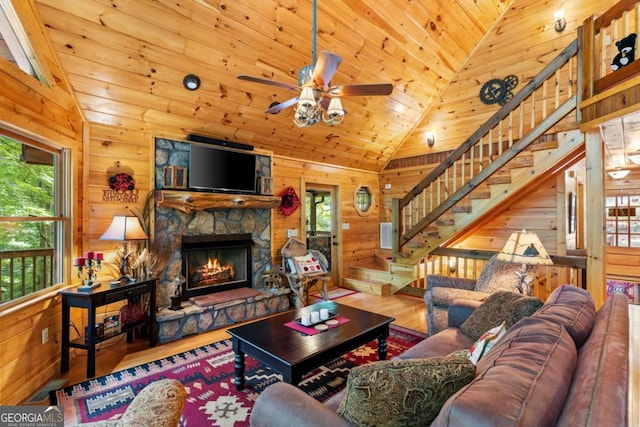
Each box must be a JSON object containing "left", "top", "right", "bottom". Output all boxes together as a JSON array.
[{"left": 181, "top": 233, "right": 253, "bottom": 299}]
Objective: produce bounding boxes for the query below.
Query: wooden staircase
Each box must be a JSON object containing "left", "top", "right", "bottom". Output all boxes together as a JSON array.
[
  {"left": 342, "top": 251, "right": 415, "bottom": 295},
  {"left": 342, "top": 40, "right": 585, "bottom": 295}
]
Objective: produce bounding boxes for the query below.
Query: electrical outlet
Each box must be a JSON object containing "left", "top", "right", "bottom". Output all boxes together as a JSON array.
[
  {"left": 287, "top": 228, "right": 298, "bottom": 237},
  {"left": 384, "top": 183, "right": 392, "bottom": 189},
  {"left": 41, "top": 327, "right": 49, "bottom": 344}
]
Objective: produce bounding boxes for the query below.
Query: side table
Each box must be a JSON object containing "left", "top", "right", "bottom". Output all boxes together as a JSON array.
[{"left": 59, "top": 278, "right": 157, "bottom": 378}]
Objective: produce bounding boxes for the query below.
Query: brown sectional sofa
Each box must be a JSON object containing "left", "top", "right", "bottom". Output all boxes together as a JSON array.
[{"left": 250, "top": 285, "right": 629, "bottom": 426}]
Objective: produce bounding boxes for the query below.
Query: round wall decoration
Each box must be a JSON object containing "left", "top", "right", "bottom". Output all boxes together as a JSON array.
[{"left": 479, "top": 75, "right": 519, "bottom": 106}]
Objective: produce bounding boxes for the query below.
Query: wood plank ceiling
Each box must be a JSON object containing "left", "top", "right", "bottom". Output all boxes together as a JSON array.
[{"left": 33, "top": 0, "right": 511, "bottom": 171}]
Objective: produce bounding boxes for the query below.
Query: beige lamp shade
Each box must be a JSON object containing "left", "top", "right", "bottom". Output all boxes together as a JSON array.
[
  {"left": 497, "top": 229, "right": 553, "bottom": 265},
  {"left": 99, "top": 215, "right": 148, "bottom": 241}
]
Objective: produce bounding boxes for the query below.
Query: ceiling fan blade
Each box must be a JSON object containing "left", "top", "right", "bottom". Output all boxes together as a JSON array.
[
  {"left": 312, "top": 51, "right": 343, "bottom": 87},
  {"left": 237, "top": 74, "right": 298, "bottom": 91},
  {"left": 329, "top": 83, "right": 393, "bottom": 97},
  {"left": 265, "top": 96, "right": 299, "bottom": 114}
]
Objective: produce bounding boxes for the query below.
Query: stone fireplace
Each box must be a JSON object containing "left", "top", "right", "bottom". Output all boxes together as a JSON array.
[
  {"left": 153, "top": 138, "right": 290, "bottom": 343},
  {"left": 154, "top": 137, "right": 278, "bottom": 308},
  {"left": 181, "top": 233, "right": 253, "bottom": 299}
]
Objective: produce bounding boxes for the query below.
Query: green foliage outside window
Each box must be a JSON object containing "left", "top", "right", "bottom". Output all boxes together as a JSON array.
[{"left": 0, "top": 135, "right": 59, "bottom": 303}]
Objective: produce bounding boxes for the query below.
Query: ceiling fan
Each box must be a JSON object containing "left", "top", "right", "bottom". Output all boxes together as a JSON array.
[{"left": 237, "top": 0, "right": 393, "bottom": 127}]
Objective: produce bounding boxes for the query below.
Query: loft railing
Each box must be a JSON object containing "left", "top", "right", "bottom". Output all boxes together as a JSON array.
[
  {"left": 0, "top": 248, "right": 54, "bottom": 303},
  {"left": 581, "top": 0, "right": 640, "bottom": 98},
  {"left": 391, "top": 40, "right": 579, "bottom": 259},
  {"left": 580, "top": 0, "right": 640, "bottom": 122},
  {"left": 415, "top": 247, "right": 587, "bottom": 299}
]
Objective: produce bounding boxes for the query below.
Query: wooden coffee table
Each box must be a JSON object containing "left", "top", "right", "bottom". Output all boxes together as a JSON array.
[{"left": 227, "top": 301, "right": 395, "bottom": 389}]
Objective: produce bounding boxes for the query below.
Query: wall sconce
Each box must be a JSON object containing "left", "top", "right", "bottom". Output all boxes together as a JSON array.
[
  {"left": 183, "top": 74, "right": 201, "bottom": 91},
  {"left": 554, "top": 10, "right": 566, "bottom": 32},
  {"left": 448, "top": 258, "right": 457, "bottom": 274},
  {"left": 425, "top": 132, "right": 436, "bottom": 147}
]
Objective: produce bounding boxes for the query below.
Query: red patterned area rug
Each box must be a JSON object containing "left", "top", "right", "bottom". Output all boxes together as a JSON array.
[{"left": 52, "top": 324, "right": 425, "bottom": 427}]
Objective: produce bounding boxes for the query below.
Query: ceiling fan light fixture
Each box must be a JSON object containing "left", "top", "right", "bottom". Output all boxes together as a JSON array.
[
  {"left": 323, "top": 97, "right": 345, "bottom": 125},
  {"left": 298, "top": 87, "right": 317, "bottom": 108}
]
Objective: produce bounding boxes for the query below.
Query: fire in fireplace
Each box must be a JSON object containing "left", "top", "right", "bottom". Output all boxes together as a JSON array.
[{"left": 181, "top": 233, "right": 253, "bottom": 299}]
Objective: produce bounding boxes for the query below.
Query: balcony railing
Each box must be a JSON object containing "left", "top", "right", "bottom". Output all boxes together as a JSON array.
[{"left": 0, "top": 248, "right": 54, "bottom": 303}]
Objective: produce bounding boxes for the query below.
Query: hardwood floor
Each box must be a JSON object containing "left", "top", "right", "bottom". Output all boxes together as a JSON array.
[
  {"left": 55, "top": 292, "right": 427, "bottom": 388},
  {"left": 46, "top": 291, "right": 639, "bottom": 423}
]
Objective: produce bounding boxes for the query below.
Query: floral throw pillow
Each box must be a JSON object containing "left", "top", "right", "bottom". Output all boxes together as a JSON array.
[
  {"left": 337, "top": 354, "right": 475, "bottom": 426},
  {"left": 292, "top": 254, "right": 323, "bottom": 275},
  {"left": 468, "top": 322, "right": 507, "bottom": 365}
]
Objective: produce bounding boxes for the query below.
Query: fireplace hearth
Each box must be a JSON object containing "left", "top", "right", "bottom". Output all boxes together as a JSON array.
[{"left": 181, "top": 233, "right": 253, "bottom": 300}]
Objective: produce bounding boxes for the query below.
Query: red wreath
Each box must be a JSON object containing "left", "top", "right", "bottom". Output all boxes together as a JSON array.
[
  {"left": 109, "top": 172, "right": 135, "bottom": 192},
  {"left": 279, "top": 186, "right": 300, "bottom": 216}
]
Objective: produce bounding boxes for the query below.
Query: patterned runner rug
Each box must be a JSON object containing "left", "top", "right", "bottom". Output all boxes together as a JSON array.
[{"left": 52, "top": 324, "right": 425, "bottom": 426}]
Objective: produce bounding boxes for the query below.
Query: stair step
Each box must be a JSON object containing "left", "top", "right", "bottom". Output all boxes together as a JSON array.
[
  {"left": 421, "top": 227, "right": 440, "bottom": 238},
  {"left": 509, "top": 153, "right": 534, "bottom": 168},
  {"left": 452, "top": 205, "right": 472, "bottom": 213},
  {"left": 530, "top": 140, "right": 559, "bottom": 151},
  {"left": 435, "top": 217, "right": 454, "bottom": 226},
  {"left": 350, "top": 264, "right": 393, "bottom": 282},
  {"left": 487, "top": 170, "right": 511, "bottom": 185},
  {"left": 469, "top": 190, "right": 491, "bottom": 199},
  {"left": 342, "top": 278, "right": 391, "bottom": 296}
]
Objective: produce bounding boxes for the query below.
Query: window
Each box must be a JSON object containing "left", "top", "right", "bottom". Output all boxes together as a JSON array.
[
  {"left": 606, "top": 196, "right": 640, "bottom": 247},
  {"left": 0, "top": 0, "right": 46, "bottom": 82},
  {"left": 0, "top": 133, "right": 68, "bottom": 304},
  {"left": 354, "top": 185, "right": 372, "bottom": 215}
]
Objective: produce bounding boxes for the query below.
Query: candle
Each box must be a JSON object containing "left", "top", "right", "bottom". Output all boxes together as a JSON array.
[
  {"left": 86, "top": 251, "right": 95, "bottom": 260},
  {"left": 301, "top": 313, "right": 311, "bottom": 326},
  {"left": 95, "top": 252, "right": 103, "bottom": 260},
  {"left": 320, "top": 308, "right": 330, "bottom": 320},
  {"left": 74, "top": 257, "right": 86, "bottom": 267},
  {"left": 310, "top": 311, "right": 320, "bottom": 323}
]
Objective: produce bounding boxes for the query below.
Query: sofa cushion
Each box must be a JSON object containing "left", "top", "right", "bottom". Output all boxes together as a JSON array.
[
  {"left": 337, "top": 354, "right": 475, "bottom": 427},
  {"left": 460, "top": 291, "right": 543, "bottom": 340},
  {"left": 531, "top": 284, "right": 595, "bottom": 347},
  {"left": 556, "top": 293, "right": 629, "bottom": 427},
  {"left": 432, "top": 317, "right": 577, "bottom": 427},
  {"left": 504, "top": 296, "right": 544, "bottom": 328}
]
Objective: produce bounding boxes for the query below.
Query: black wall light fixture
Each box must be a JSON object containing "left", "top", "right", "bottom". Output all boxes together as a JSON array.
[{"left": 183, "top": 74, "right": 201, "bottom": 91}]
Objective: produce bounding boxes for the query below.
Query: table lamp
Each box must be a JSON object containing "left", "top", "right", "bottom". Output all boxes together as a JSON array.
[
  {"left": 496, "top": 229, "right": 553, "bottom": 295},
  {"left": 100, "top": 215, "right": 148, "bottom": 281}
]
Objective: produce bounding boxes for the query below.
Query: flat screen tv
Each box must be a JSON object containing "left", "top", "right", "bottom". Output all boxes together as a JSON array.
[{"left": 189, "top": 144, "right": 257, "bottom": 194}]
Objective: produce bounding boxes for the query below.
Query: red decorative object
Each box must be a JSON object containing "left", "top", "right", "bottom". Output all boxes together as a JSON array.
[
  {"left": 109, "top": 172, "right": 135, "bottom": 192},
  {"left": 279, "top": 186, "right": 301, "bottom": 216}
]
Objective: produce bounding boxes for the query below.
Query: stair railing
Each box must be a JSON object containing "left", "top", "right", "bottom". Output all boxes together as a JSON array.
[{"left": 392, "top": 40, "right": 580, "bottom": 260}]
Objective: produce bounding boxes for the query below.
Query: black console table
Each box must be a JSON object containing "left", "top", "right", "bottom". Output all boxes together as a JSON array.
[{"left": 59, "top": 278, "right": 157, "bottom": 378}]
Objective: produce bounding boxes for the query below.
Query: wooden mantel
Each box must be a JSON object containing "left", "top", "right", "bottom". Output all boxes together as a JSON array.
[{"left": 155, "top": 190, "right": 281, "bottom": 213}]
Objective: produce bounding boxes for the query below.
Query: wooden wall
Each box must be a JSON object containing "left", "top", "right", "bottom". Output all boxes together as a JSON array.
[
  {"left": 390, "top": 0, "right": 613, "bottom": 160},
  {"left": 0, "top": 1, "right": 83, "bottom": 404},
  {"left": 271, "top": 156, "right": 380, "bottom": 282}
]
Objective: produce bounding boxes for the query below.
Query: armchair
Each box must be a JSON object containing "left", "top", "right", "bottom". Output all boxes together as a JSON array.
[{"left": 424, "top": 255, "right": 534, "bottom": 335}]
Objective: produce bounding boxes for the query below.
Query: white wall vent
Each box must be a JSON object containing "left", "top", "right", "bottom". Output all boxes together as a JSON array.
[{"left": 380, "top": 222, "right": 392, "bottom": 249}]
